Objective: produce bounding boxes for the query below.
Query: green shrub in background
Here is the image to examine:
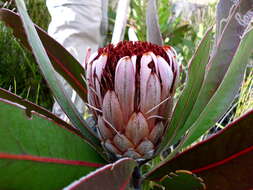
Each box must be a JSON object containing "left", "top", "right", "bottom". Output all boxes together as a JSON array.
[
  {"left": 0, "top": 0, "right": 52, "bottom": 109},
  {"left": 26, "top": 0, "right": 51, "bottom": 30}
]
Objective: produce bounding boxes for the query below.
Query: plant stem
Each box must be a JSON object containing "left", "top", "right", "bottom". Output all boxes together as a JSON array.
[{"left": 132, "top": 166, "right": 142, "bottom": 190}]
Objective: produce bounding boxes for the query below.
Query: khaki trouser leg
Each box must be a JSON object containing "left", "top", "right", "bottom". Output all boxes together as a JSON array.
[{"left": 47, "top": 0, "right": 103, "bottom": 120}]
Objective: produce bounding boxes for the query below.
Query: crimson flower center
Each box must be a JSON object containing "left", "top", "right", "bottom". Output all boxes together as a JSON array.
[{"left": 97, "top": 41, "right": 171, "bottom": 68}]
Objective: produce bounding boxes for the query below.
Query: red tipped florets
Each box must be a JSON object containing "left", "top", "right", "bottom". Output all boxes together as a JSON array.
[
  {"left": 94, "top": 41, "right": 175, "bottom": 92},
  {"left": 97, "top": 41, "right": 171, "bottom": 69}
]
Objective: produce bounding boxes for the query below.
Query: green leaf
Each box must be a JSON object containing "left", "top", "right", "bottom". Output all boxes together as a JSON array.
[
  {"left": 146, "top": 0, "right": 163, "bottom": 46},
  {"left": 157, "top": 170, "right": 205, "bottom": 190},
  {"left": 145, "top": 109, "right": 253, "bottom": 190},
  {"left": 182, "top": 27, "right": 253, "bottom": 148},
  {"left": 0, "top": 99, "right": 106, "bottom": 190},
  {"left": 13, "top": 0, "right": 103, "bottom": 153},
  {"left": 182, "top": 0, "right": 253, "bottom": 133},
  {"left": 0, "top": 8, "right": 87, "bottom": 102},
  {"left": 0, "top": 88, "right": 79, "bottom": 132},
  {"left": 158, "top": 28, "right": 213, "bottom": 152},
  {"left": 64, "top": 158, "right": 137, "bottom": 190}
]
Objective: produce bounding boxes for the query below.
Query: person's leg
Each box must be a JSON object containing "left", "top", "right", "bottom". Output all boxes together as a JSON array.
[{"left": 46, "top": 0, "right": 103, "bottom": 120}]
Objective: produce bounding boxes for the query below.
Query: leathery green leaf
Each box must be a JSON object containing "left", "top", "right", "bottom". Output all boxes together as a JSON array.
[
  {"left": 0, "top": 99, "right": 106, "bottom": 190},
  {"left": 158, "top": 28, "right": 213, "bottom": 152},
  {"left": 64, "top": 158, "right": 137, "bottom": 190}
]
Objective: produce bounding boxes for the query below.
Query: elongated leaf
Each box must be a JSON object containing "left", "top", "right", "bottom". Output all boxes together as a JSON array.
[
  {"left": 146, "top": 0, "right": 163, "bottom": 45},
  {"left": 182, "top": 27, "right": 253, "bottom": 148},
  {"left": 0, "top": 8, "right": 87, "bottom": 102},
  {"left": 182, "top": 0, "right": 253, "bottom": 133},
  {"left": 64, "top": 158, "right": 136, "bottom": 190},
  {"left": 111, "top": 0, "right": 130, "bottom": 44},
  {"left": 0, "top": 88, "right": 77, "bottom": 133},
  {"left": 0, "top": 99, "right": 106, "bottom": 190},
  {"left": 145, "top": 109, "right": 253, "bottom": 190},
  {"left": 13, "top": 0, "right": 103, "bottom": 153},
  {"left": 158, "top": 28, "right": 213, "bottom": 152}
]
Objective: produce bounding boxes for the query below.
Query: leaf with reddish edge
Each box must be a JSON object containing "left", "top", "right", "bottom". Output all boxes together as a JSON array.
[
  {"left": 0, "top": 88, "right": 80, "bottom": 136},
  {"left": 182, "top": 0, "right": 253, "bottom": 135},
  {"left": 64, "top": 158, "right": 137, "bottom": 190},
  {"left": 157, "top": 170, "right": 206, "bottom": 190},
  {"left": 145, "top": 109, "right": 253, "bottom": 190},
  {"left": 0, "top": 99, "right": 106, "bottom": 190},
  {"left": 11, "top": 0, "right": 103, "bottom": 154},
  {"left": 0, "top": 8, "right": 87, "bottom": 102},
  {"left": 146, "top": 0, "right": 163, "bottom": 46},
  {"left": 0, "top": 88, "right": 105, "bottom": 156},
  {"left": 157, "top": 28, "right": 213, "bottom": 153}
]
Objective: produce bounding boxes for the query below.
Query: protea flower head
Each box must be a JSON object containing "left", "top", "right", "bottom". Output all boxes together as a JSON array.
[{"left": 86, "top": 41, "right": 179, "bottom": 160}]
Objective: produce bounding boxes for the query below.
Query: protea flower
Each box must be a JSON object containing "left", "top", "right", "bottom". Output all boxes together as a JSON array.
[{"left": 86, "top": 41, "right": 179, "bottom": 160}]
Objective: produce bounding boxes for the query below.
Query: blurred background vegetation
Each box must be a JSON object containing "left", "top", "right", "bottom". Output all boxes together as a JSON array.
[
  {"left": 0, "top": 0, "right": 52, "bottom": 108},
  {"left": 0, "top": 0, "right": 252, "bottom": 124}
]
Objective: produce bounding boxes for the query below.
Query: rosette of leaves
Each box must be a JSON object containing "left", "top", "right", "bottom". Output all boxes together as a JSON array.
[{"left": 0, "top": 0, "right": 253, "bottom": 189}]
